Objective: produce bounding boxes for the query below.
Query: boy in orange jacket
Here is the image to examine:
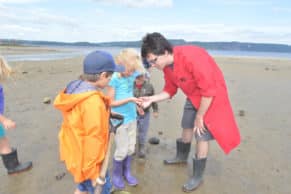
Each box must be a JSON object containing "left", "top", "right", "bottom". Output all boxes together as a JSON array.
[{"left": 54, "top": 50, "right": 124, "bottom": 194}]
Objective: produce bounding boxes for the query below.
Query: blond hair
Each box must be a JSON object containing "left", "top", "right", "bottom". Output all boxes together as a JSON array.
[
  {"left": 0, "top": 56, "right": 12, "bottom": 81},
  {"left": 115, "top": 48, "right": 145, "bottom": 73}
]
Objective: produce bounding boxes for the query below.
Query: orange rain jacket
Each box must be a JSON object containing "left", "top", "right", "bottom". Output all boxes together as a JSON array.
[{"left": 54, "top": 90, "right": 111, "bottom": 183}]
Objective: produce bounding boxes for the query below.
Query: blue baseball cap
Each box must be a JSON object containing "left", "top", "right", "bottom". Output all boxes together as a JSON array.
[{"left": 83, "top": 50, "right": 125, "bottom": 74}]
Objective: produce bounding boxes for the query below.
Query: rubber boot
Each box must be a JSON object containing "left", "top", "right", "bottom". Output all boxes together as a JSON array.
[
  {"left": 182, "top": 157, "right": 207, "bottom": 192},
  {"left": 112, "top": 159, "right": 125, "bottom": 189},
  {"left": 1, "top": 148, "right": 32, "bottom": 175},
  {"left": 138, "top": 143, "right": 146, "bottom": 158},
  {"left": 123, "top": 156, "right": 138, "bottom": 186},
  {"left": 164, "top": 138, "right": 191, "bottom": 165}
]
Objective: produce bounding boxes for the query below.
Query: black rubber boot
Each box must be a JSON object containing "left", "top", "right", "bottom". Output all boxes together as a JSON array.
[
  {"left": 182, "top": 157, "right": 207, "bottom": 192},
  {"left": 164, "top": 138, "right": 191, "bottom": 165},
  {"left": 1, "top": 148, "right": 33, "bottom": 175}
]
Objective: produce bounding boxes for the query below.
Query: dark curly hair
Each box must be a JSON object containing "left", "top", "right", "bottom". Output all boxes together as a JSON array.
[{"left": 141, "top": 32, "right": 173, "bottom": 58}]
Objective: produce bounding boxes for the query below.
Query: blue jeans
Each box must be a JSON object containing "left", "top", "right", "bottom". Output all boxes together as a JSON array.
[
  {"left": 77, "top": 171, "right": 112, "bottom": 194},
  {"left": 137, "top": 111, "right": 150, "bottom": 145}
]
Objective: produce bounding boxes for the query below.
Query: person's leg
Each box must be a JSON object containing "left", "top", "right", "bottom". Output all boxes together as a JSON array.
[
  {"left": 101, "top": 171, "right": 112, "bottom": 194},
  {"left": 181, "top": 128, "right": 193, "bottom": 143},
  {"left": 0, "top": 137, "right": 12, "bottom": 154},
  {"left": 0, "top": 124, "right": 12, "bottom": 154},
  {"left": 196, "top": 140, "right": 209, "bottom": 159},
  {"left": 75, "top": 179, "right": 92, "bottom": 194},
  {"left": 182, "top": 128, "right": 213, "bottom": 192},
  {"left": 164, "top": 99, "right": 193, "bottom": 165},
  {"left": 0, "top": 125, "right": 32, "bottom": 174},
  {"left": 74, "top": 188, "right": 88, "bottom": 194},
  {"left": 137, "top": 112, "right": 150, "bottom": 158},
  {"left": 127, "top": 121, "right": 137, "bottom": 156},
  {"left": 114, "top": 123, "right": 130, "bottom": 161},
  {"left": 124, "top": 121, "right": 138, "bottom": 186},
  {"left": 112, "top": 124, "right": 129, "bottom": 189}
]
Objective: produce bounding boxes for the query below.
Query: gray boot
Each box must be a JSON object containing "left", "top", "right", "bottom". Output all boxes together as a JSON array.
[
  {"left": 164, "top": 138, "right": 191, "bottom": 165},
  {"left": 182, "top": 157, "right": 207, "bottom": 192},
  {"left": 1, "top": 148, "right": 33, "bottom": 175},
  {"left": 138, "top": 143, "right": 146, "bottom": 158}
]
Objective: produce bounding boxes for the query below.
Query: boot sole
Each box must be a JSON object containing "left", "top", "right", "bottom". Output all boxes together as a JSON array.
[
  {"left": 182, "top": 181, "right": 203, "bottom": 193},
  {"left": 8, "top": 165, "right": 33, "bottom": 175},
  {"left": 163, "top": 160, "right": 188, "bottom": 165},
  {"left": 127, "top": 183, "right": 138, "bottom": 187},
  {"left": 113, "top": 186, "right": 125, "bottom": 190}
]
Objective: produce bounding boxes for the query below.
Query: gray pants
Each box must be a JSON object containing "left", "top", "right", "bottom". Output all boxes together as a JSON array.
[
  {"left": 137, "top": 111, "right": 150, "bottom": 145},
  {"left": 114, "top": 121, "right": 137, "bottom": 161},
  {"left": 181, "top": 99, "right": 214, "bottom": 141}
]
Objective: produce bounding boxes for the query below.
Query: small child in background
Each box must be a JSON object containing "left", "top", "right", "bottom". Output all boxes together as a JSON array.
[
  {"left": 54, "top": 51, "right": 125, "bottom": 194},
  {"left": 0, "top": 56, "right": 33, "bottom": 175},
  {"left": 107, "top": 48, "right": 145, "bottom": 189},
  {"left": 134, "top": 72, "right": 158, "bottom": 158}
]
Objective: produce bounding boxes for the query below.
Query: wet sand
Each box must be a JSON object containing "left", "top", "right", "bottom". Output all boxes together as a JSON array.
[
  {"left": 0, "top": 45, "right": 64, "bottom": 55},
  {"left": 0, "top": 50, "right": 290, "bottom": 194}
]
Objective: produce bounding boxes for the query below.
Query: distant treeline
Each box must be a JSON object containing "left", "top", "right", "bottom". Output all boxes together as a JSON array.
[{"left": 1, "top": 39, "right": 291, "bottom": 53}]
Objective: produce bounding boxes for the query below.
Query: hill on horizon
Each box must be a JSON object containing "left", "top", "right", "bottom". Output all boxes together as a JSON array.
[{"left": 1, "top": 38, "right": 291, "bottom": 53}]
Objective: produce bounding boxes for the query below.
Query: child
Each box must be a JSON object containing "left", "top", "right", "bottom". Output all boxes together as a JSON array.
[
  {"left": 0, "top": 56, "right": 33, "bottom": 174},
  {"left": 107, "top": 48, "right": 144, "bottom": 189},
  {"left": 134, "top": 72, "right": 158, "bottom": 158},
  {"left": 54, "top": 50, "right": 125, "bottom": 194}
]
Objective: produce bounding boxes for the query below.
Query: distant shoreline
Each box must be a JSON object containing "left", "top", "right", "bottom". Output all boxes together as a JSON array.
[
  {"left": 1, "top": 45, "right": 291, "bottom": 62},
  {"left": 1, "top": 38, "right": 291, "bottom": 53}
]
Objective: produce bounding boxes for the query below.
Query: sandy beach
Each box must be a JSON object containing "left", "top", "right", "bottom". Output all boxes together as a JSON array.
[
  {"left": 0, "top": 45, "right": 65, "bottom": 55},
  {"left": 0, "top": 47, "right": 290, "bottom": 194}
]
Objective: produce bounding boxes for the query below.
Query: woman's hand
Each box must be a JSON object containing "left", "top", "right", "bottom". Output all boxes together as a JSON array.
[
  {"left": 193, "top": 115, "right": 206, "bottom": 137},
  {"left": 139, "top": 96, "right": 152, "bottom": 108}
]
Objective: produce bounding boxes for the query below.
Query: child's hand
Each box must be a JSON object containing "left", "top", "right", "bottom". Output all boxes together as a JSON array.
[
  {"left": 3, "top": 118, "right": 16, "bottom": 130},
  {"left": 153, "top": 112, "right": 159, "bottom": 118},
  {"left": 131, "top": 97, "right": 143, "bottom": 105},
  {"left": 137, "top": 105, "right": 145, "bottom": 116}
]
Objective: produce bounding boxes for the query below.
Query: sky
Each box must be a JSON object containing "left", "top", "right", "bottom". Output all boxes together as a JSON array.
[{"left": 0, "top": 0, "right": 291, "bottom": 45}]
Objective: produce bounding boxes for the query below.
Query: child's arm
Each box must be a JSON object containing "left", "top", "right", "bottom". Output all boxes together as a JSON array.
[
  {"left": 0, "top": 114, "right": 16, "bottom": 130},
  {"left": 107, "top": 86, "right": 142, "bottom": 107}
]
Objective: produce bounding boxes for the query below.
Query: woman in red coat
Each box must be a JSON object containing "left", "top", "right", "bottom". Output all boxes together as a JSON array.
[{"left": 140, "top": 32, "right": 240, "bottom": 192}]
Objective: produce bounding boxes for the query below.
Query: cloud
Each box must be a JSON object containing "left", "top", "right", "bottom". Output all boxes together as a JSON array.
[
  {"left": 93, "top": 0, "right": 173, "bottom": 8},
  {"left": 207, "top": 0, "right": 272, "bottom": 6},
  {"left": 2, "top": 22, "right": 291, "bottom": 44},
  {"left": 272, "top": 7, "right": 291, "bottom": 13},
  {"left": 101, "top": 23, "right": 291, "bottom": 44},
  {"left": 0, "top": 0, "right": 41, "bottom": 4},
  {"left": 0, "top": 6, "right": 78, "bottom": 27},
  {"left": 1, "top": 1, "right": 290, "bottom": 44},
  {"left": 0, "top": 24, "right": 40, "bottom": 32}
]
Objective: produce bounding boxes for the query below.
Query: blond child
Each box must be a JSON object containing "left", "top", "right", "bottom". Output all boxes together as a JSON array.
[
  {"left": 107, "top": 48, "right": 145, "bottom": 189},
  {"left": 0, "top": 56, "right": 32, "bottom": 174}
]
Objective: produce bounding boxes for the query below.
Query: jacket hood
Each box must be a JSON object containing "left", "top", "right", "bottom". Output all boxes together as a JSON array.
[
  {"left": 54, "top": 91, "right": 99, "bottom": 112},
  {"left": 54, "top": 80, "right": 110, "bottom": 112}
]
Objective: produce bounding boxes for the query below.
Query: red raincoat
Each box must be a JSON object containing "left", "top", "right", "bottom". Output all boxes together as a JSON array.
[{"left": 163, "top": 45, "right": 240, "bottom": 154}]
